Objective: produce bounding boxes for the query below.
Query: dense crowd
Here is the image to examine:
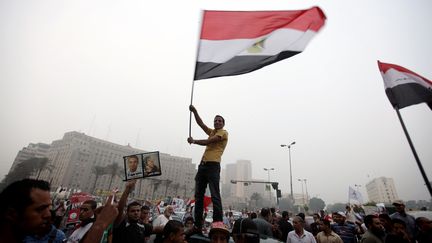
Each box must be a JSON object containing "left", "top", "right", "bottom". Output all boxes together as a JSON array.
[{"left": 1, "top": 178, "right": 431, "bottom": 243}]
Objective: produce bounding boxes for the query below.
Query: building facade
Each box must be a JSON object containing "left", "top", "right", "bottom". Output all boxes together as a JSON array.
[
  {"left": 37, "top": 131, "right": 195, "bottom": 200},
  {"left": 366, "top": 177, "right": 399, "bottom": 203},
  {"left": 9, "top": 142, "right": 51, "bottom": 172}
]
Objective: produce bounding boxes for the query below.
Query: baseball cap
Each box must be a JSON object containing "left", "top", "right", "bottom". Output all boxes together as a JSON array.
[{"left": 209, "top": 221, "right": 230, "bottom": 236}]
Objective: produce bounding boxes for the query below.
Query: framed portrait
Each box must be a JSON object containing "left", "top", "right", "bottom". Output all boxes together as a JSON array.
[
  {"left": 142, "top": 151, "right": 162, "bottom": 177},
  {"left": 123, "top": 154, "right": 144, "bottom": 181},
  {"left": 123, "top": 151, "right": 162, "bottom": 181}
]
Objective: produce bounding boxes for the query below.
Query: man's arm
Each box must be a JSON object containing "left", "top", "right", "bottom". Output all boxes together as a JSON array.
[
  {"left": 114, "top": 180, "right": 136, "bottom": 225},
  {"left": 188, "top": 135, "right": 222, "bottom": 146},
  {"left": 82, "top": 194, "right": 118, "bottom": 243},
  {"left": 189, "top": 105, "right": 210, "bottom": 134}
]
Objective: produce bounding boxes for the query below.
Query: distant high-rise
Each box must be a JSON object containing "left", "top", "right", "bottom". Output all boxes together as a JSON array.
[
  {"left": 366, "top": 177, "right": 399, "bottom": 203},
  {"left": 9, "top": 142, "right": 51, "bottom": 172},
  {"left": 32, "top": 131, "right": 195, "bottom": 200}
]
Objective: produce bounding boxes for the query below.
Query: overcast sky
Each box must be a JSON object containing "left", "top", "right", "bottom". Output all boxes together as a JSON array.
[{"left": 1, "top": 0, "right": 431, "bottom": 204}]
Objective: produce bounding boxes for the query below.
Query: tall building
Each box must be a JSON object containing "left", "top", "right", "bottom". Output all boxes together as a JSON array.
[
  {"left": 366, "top": 177, "right": 399, "bottom": 203},
  {"left": 37, "top": 131, "right": 195, "bottom": 200},
  {"left": 9, "top": 142, "right": 51, "bottom": 172}
]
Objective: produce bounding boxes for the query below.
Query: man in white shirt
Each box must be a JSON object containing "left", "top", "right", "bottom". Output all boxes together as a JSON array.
[{"left": 287, "top": 216, "right": 316, "bottom": 243}]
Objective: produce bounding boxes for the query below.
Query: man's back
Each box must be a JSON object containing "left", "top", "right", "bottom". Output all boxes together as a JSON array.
[{"left": 253, "top": 217, "right": 273, "bottom": 238}]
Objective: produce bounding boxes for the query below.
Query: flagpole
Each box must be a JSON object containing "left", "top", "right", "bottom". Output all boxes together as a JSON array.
[
  {"left": 395, "top": 108, "right": 432, "bottom": 197},
  {"left": 189, "top": 10, "right": 204, "bottom": 137}
]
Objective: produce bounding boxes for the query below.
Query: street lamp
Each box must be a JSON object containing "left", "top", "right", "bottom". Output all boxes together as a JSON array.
[
  {"left": 281, "top": 141, "right": 296, "bottom": 201},
  {"left": 264, "top": 168, "right": 275, "bottom": 202},
  {"left": 298, "top": 179, "right": 305, "bottom": 205},
  {"left": 298, "top": 178, "right": 309, "bottom": 205}
]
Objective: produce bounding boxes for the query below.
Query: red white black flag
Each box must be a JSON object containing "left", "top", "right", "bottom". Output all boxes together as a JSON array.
[
  {"left": 378, "top": 61, "right": 432, "bottom": 110},
  {"left": 194, "top": 7, "right": 326, "bottom": 80}
]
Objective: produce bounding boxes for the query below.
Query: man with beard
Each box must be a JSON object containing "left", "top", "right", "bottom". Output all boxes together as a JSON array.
[
  {"left": 0, "top": 179, "right": 65, "bottom": 243},
  {"left": 390, "top": 200, "right": 416, "bottom": 241},
  {"left": 67, "top": 200, "right": 97, "bottom": 243},
  {"left": 360, "top": 215, "right": 385, "bottom": 243}
]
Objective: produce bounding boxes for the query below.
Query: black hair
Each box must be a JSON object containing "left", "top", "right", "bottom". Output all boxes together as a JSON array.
[
  {"left": 297, "top": 212, "right": 305, "bottom": 221},
  {"left": 0, "top": 179, "right": 50, "bottom": 221},
  {"left": 163, "top": 220, "right": 184, "bottom": 238},
  {"left": 83, "top": 200, "right": 97, "bottom": 210},
  {"left": 215, "top": 115, "right": 225, "bottom": 125},
  {"left": 232, "top": 218, "right": 259, "bottom": 243},
  {"left": 364, "top": 214, "right": 378, "bottom": 228},
  {"left": 260, "top": 207, "right": 270, "bottom": 218},
  {"left": 322, "top": 219, "right": 331, "bottom": 227},
  {"left": 282, "top": 211, "right": 289, "bottom": 218},
  {"left": 141, "top": 205, "right": 150, "bottom": 211},
  {"left": 127, "top": 201, "right": 142, "bottom": 211}
]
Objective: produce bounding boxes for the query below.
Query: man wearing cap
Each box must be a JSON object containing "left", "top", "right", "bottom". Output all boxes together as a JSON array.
[
  {"left": 209, "top": 221, "right": 230, "bottom": 243},
  {"left": 390, "top": 200, "right": 416, "bottom": 240},
  {"left": 331, "top": 211, "right": 360, "bottom": 243}
]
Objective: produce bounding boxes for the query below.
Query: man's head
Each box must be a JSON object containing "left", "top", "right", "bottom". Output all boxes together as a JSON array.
[
  {"left": 140, "top": 205, "right": 150, "bottom": 222},
  {"left": 281, "top": 211, "right": 289, "bottom": 219},
  {"left": 163, "top": 220, "right": 185, "bottom": 243},
  {"left": 0, "top": 179, "right": 52, "bottom": 236},
  {"left": 127, "top": 155, "right": 139, "bottom": 172},
  {"left": 259, "top": 207, "right": 271, "bottom": 221},
  {"left": 319, "top": 219, "right": 331, "bottom": 232},
  {"left": 231, "top": 218, "right": 259, "bottom": 243},
  {"left": 416, "top": 217, "right": 432, "bottom": 232},
  {"left": 313, "top": 213, "right": 320, "bottom": 222},
  {"left": 79, "top": 200, "right": 97, "bottom": 222},
  {"left": 392, "top": 218, "right": 407, "bottom": 236},
  {"left": 214, "top": 115, "right": 225, "bottom": 130},
  {"left": 126, "top": 201, "right": 142, "bottom": 222},
  {"left": 364, "top": 215, "right": 384, "bottom": 235},
  {"left": 392, "top": 200, "right": 406, "bottom": 213},
  {"left": 164, "top": 205, "right": 174, "bottom": 218},
  {"left": 333, "top": 211, "right": 346, "bottom": 224},
  {"left": 146, "top": 157, "right": 155, "bottom": 167},
  {"left": 209, "top": 221, "right": 230, "bottom": 243},
  {"left": 292, "top": 216, "right": 305, "bottom": 232},
  {"left": 184, "top": 216, "right": 194, "bottom": 230}
]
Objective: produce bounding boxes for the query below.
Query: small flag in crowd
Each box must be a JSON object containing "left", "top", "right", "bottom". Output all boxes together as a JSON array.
[
  {"left": 194, "top": 6, "right": 326, "bottom": 80},
  {"left": 348, "top": 186, "right": 364, "bottom": 204},
  {"left": 378, "top": 61, "right": 432, "bottom": 110}
]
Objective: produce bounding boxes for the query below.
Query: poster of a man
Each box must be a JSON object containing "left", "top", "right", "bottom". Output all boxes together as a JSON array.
[
  {"left": 143, "top": 152, "right": 161, "bottom": 177},
  {"left": 124, "top": 154, "right": 144, "bottom": 180}
]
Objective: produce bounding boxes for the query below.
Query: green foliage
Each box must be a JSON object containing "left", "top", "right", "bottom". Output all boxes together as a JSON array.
[{"left": 309, "top": 197, "right": 326, "bottom": 212}]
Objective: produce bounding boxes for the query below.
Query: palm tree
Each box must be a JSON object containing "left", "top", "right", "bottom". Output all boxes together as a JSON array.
[
  {"left": 164, "top": 180, "right": 172, "bottom": 198},
  {"left": 91, "top": 165, "right": 106, "bottom": 193},
  {"left": 35, "top": 157, "right": 53, "bottom": 180},
  {"left": 105, "top": 162, "right": 121, "bottom": 190}
]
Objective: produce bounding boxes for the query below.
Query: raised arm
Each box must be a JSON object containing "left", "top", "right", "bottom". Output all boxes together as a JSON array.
[
  {"left": 82, "top": 194, "right": 118, "bottom": 243},
  {"left": 114, "top": 179, "right": 136, "bottom": 225},
  {"left": 189, "top": 105, "right": 210, "bottom": 133}
]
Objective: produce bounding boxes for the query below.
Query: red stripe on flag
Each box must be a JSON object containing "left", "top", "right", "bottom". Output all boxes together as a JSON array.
[
  {"left": 201, "top": 6, "right": 326, "bottom": 40},
  {"left": 378, "top": 61, "right": 432, "bottom": 86}
]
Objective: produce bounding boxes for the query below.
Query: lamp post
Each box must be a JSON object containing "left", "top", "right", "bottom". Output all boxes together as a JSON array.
[
  {"left": 298, "top": 179, "right": 309, "bottom": 205},
  {"left": 264, "top": 168, "right": 275, "bottom": 203},
  {"left": 281, "top": 141, "right": 296, "bottom": 201},
  {"left": 298, "top": 179, "right": 305, "bottom": 205}
]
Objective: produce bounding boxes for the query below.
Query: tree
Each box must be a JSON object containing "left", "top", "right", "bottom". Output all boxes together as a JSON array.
[
  {"left": 34, "top": 157, "right": 53, "bottom": 180},
  {"left": 250, "top": 192, "right": 262, "bottom": 208},
  {"left": 327, "top": 203, "right": 347, "bottom": 213},
  {"left": 309, "top": 197, "right": 326, "bottom": 212},
  {"left": 91, "top": 165, "right": 106, "bottom": 193},
  {"left": 104, "top": 162, "right": 121, "bottom": 190},
  {"left": 279, "top": 197, "right": 296, "bottom": 212}
]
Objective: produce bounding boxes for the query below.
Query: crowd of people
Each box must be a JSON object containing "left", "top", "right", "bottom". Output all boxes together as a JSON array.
[{"left": 1, "top": 178, "right": 432, "bottom": 243}]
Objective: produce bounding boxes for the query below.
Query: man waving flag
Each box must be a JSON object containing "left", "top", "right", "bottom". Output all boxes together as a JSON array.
[
  {"left": 194, "top": 7, "right": 326, "bottom": 80},
  {"left": 378, "top": 61, "right": 432, "bottom": 110}
]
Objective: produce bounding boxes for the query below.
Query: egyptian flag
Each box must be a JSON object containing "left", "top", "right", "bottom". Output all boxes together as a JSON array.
[
  {"left": 194, "top": 7, "right": 326, "bottom": 80},
  {"left": 378, "top": 61, "right": 432, "bottom": 110}
]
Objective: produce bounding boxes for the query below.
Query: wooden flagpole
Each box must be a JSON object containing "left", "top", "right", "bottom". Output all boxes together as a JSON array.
[{"left": 395, "top": 107, "right": 432, "bottom": 197}]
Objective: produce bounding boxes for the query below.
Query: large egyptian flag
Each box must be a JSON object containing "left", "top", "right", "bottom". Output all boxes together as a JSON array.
[
  {"left": 194, "top": 7, "right": 326, "bottom": 80},
  {"left": 378, "top": 61, "right": 432, "bottom": 110}
]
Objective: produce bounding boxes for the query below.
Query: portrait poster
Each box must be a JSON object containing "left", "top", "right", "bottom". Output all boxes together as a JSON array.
[
  {"left": 123, "top": 151, "right": 161, "bottom": 181},
  {"left": 142, "top": 151, "right": 162, "bottom": 177}
]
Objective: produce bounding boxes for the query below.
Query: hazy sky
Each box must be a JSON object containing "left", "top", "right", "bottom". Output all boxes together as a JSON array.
[{"left": 1, "top": 0, "right": 431, "bottom": 204}]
